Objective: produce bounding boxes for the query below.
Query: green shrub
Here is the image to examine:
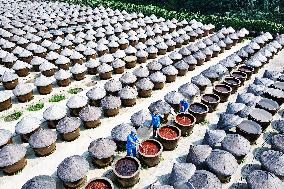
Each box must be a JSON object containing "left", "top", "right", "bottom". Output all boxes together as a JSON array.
[
  {"left": 49, "top": 94, "right": 66, "bottom": 102},
  {"left": 27, "top": 102, "right": 45, "bottom": 111},
  {"left": 67, "top": 88, "right": 83, "bottom": 94},
  {"left": 4, "top": 111, "right": 23, "bottom": 122},
  {"left": 56, "top": 0, "right": 284, "bottom": 34}
]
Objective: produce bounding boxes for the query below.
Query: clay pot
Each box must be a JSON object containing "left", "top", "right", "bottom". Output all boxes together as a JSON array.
[
  {"left": 158, "top": 49, "right": 167, "bottom": 55},
  {"left": 99, "top": 72, "right": 112, "bottom": 80},
  {"left": 113, "top": 67, "right": 125, "bottom": 74},
  {"left": 113, "top": 156, "right": 141, "bottom": 188},
  {"left": 109, "top": 47, "right": 119, "bottom": 54},
  {"left": 91, "top": 155, "right": 114, "bottom": 168},
  {"left": 47, "top": 119, "right": 62, "bottom": 129},
  {"left": 248, "top": 108, "right": 273, "bottom": 130},
  {"left": 20, "top": 56, "right": 33, "bottom": 63},
  {"left": 225, "top": 43, "right": 233, "bottom": 50},
  {"left": 175, "top": 42, "right": 182, "bottom": 48},
  {"left": 87, "top": 67, "right": 98, "bottom": 75},
  {"left": 20, "top": 128, "right": 40, "bottom": 143},
  {"left": 97, "top": 50, "right": 108, "bottom": 57},
  {"left": 63, "top": 176, "right": 87, "bottom": 189},
  {"left": 157, "top": 125, "right": 181, "bottom": 150},
  {"left": 153, "top": 82, "right": 165, "bottom": 90},
  {"left": 255, "top": 98, "right": 279, "bottom": 115},
  {"left": 167, "top": 46, "right": 175, "bottom": 52},
  {"left": 177, "top": 69, "right": 188, "bottom": 76},
  {"left": 196, "top": 59, "right": 205, "bottom": 66},
  {"left": 57, "top": 63, "right": 70, "bottom": 70},
  {"left": 189, "top": 36, "right": 197, "bottom": 42},
  {"left": 42, "top": 69, "right": 56, "bottom": 77},
  {"left": 137, "top": 57, "right": 147, "bottom": 64},
  {"left": 188, "top": 103, "right": 209, "bottom": 123},
  {"left": 60, "top": 128, "right": 80, "bottom": 141},
  {"left": 103, "top": 108, "right": 120, "bottom": 117},
  {"left": 165, "top": 74, "right": 177, "bottom": 83},
  {"left": 86, "top": 54, "right": 97, "bottom": 61},
  {"left": 174, "top": 113, "right": 196, "bottom": 136},
  {"left": 0, "top": 98, "right": 12, "bottom": 112},
  {"left": 213, "top": 84, "right": 232, "bottom": 103},
  {"left": 69, "top": 107, "right": 86, "bottom": 117},
  {"left": 125, "top": 60, "right": 136, "bottom": 69},
  {"left": 85, "top": 177, "right": 114, "bottom": 189},
  {"left": 3, "top": 157, "right": 27, "bottom": 175},
  {"left": 119, "top": 44, "right": 128, "bottom": 50},
  {"left": 238, "top": 65, "right": 254, "bottom": 80},
  {"left": 56, "top": 78, "right": 71, "bottom": 87},
  {"left": 37, "top": 84, "right": 53, "bottom": 95},
  {"left": 138, "top": 89, "right": 152, "bottom": 98},
  {"left": 83, "top": 119, "right": 101, "bottom": 129},
  {"left": 231, "top": 71, "right": 247, "bottom": 85},
  {"left": 264, "top": 89, "right": 284, "bottom": 105},
  {"left": 3, "top": 79, "right": 18, "bottom": 90},
  {"left": 72, "top": 59, "right": 84, "bottom": 66},
  {"left": 212, "top": 51, "right": 219, "bottom": 58},
  {"left": 203, "top": 30, "right": 210, "bottom": 37},
  {"left": 236, "top": 120, "right": 262, "bottom": 144},
  {"left": 188, "top": 64, "right": 196, "bottom": 71},
  {"left": 0, "top": 138, "right": 12, "bottom": 149},
  {"left": 271, "top": 82, "right": 284, "bottom": 91},
  {"left": 73, "top": 72, "right": 86, "bottom": 81},
  {"left": 201, "top": 94, "right": 220, "bottom": 112},
  {"left": 138, "top": 139, "right": 163, "bottom": 167},
  {"left": 16, "top": 91, "right": 34, "bottom": 103},
  {"left": 89, "top": 99, "right": 102, "bottom": 107},
  {"left": 205, "top": 55, "right": 212, "bottom": 62},
  {"left": 33, "top": 143, "right": 56, "bottom": 157},
  {"left": 223, "top": 77, "right": 241, "bottom": 93},
  {"left": 4, "top": 61, "right": 15, "bottom": 69},
  {"left": 148, "top": 53, "right": 157, "bottom": 59},
  {"left": 122, "top": 98, "right": 136, "bottom": 107},
  {"left": 15, "top": 68, "right": 29, "bottom": 77}
]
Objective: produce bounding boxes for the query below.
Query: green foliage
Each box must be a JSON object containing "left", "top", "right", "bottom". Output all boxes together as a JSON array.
[
  {"left": 4, "top": 111, "right": 23, "bottom": 122},
  {"left": 67, "top": 88, "right": 83, "bottom": 94},
  {"left": 200, "top": 120, "right": 209, "bottom": 126},
  {"left": 49, "top": 94, "right": 66, "bottom": 102},
  {"left": 27, "top": 102, "right": 44, "bottom": 111},
  {"left": 56, "top": 0, "right": 284, "bottom": 34}
]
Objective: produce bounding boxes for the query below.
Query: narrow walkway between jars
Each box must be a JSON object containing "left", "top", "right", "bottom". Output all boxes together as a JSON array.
[{"left": 0, "top": 42, "right": 249, "bottom": 189}]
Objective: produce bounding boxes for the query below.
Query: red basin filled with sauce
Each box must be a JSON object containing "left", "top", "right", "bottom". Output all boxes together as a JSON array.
[
  {"left": 85, "top": 177, "right": 114, "bottom": 189},
  {"left": 174, "top": 113, "right": 196, "bottom": 136},
  {"left": 157, "top": 125, "right": 181, "bottom": 150},
  {"left": 138, "top": 139, "right": 163, "bottom": 167}
]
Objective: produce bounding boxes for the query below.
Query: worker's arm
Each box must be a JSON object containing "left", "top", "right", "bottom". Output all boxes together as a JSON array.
[{"left": 128, "top": 135, "right": 135, "bottom": 144}]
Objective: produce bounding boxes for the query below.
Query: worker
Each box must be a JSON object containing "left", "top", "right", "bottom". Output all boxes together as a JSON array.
[
  {"left": 179, "top": 99, "right": 189, "bottom": 113},
  {"left": 150, "top": 110, "right": 163, "bottom": 137},
  {"left": 126, "top": 130, "right": 139, "bottom": 157}
]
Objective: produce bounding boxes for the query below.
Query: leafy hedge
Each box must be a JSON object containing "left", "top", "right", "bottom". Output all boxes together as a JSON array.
[{"left": 57, "top": 0, "right": 284, "bottom": 34}]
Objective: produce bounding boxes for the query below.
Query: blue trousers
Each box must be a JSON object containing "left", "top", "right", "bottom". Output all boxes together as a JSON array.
[{"left": 126, "top": 146, "right": 137, "bottom": 157}]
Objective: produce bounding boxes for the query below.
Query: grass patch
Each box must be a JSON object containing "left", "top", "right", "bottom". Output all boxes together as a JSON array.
[
  {"left": 246, "top": 36, "right": 254, "bottom": 40},
  {"left": 27, "top": 102, "right": 44, "bottom": 111},
  {"left": 4, "top": 111, "right": 23, "bottom": 122},
  {"left": 142, "top": 164, "right": 149, "bottom": 170},
  {"left": 49, "top": 94, "right": 66, "bottom": 102},
  {"left": 200, "top": 120, "right": 209, "bottom": 126},
  {"left": 67, "top": 88, "right": 83, "bottom": 94}
]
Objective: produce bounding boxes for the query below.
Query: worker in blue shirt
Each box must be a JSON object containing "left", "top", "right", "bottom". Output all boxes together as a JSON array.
[
  {"left": 150, "top": 110, "right": 163, "bottom": 137},
  {"left": 126, "top": 130, "right": 139, "bottom": 157},
  {"left": 179, "top": 99, "right": 189, "bottom": 113}
]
